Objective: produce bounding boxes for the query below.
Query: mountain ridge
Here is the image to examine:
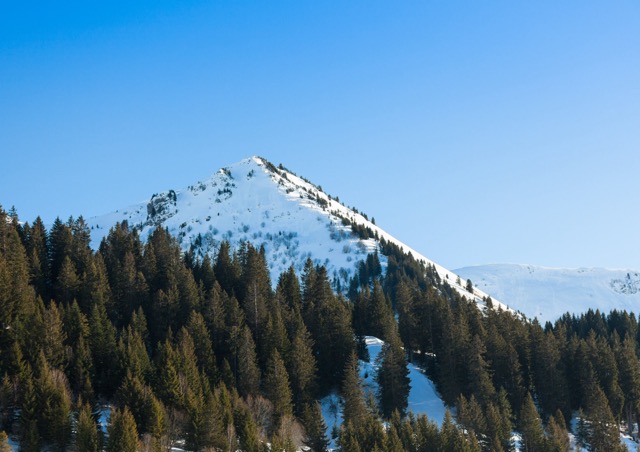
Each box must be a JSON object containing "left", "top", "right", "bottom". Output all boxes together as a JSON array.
[{"left": 455, "top": 263, "right": 640, "bottom": 323}]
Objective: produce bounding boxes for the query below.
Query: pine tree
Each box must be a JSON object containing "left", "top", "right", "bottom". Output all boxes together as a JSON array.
[
  {"left": 583, "top": 384, "right": 626, "bottom": 452},
  {"left": 465, "top": 334, "right": 496, "bottom": 406},
  {"left": 519, "top": 392, "right": 545, "bottom": 452},
  {"left": 617, "top": 334, "right": 640, "bottom": 435},
  {"left": 386, "top": 421, "right": 404, "bottom": 452},
  {"left": 375, "top": 329, "right": 411, "bottom": 418},
  {"left": 19, "top": 366, "right": 40, "bottom": 451},
  {"left": 305, "top": 266, "right": 355, "bottom": 391},
  {"left": 48, "top": 218, "right": 73, "bottom": 290},
  {"left": 35, "top": 353, "right": 72, "bottom": 450},
  {"left": 337, "top": 421, "right": 362, "bottom": 452},
  {"left": 0, "top": 227, "right": 37, "bottom": 367},
  {"left": 341, "top": 352, "right": 367, "bottom": 426},
  {"left": 230, "top": 325, "right": 258, "bottom": 398},
  {"left": 277, "top": 265, "right": 303, "bottom": 314},
  {"left": 545, "top": 410, "right": 570, "bottom": 452},
  {"left": 25, "top": 216, "right": 50, "bottom": 301},
  {"left": 264, "top": 349, "right": 293, "bottom": 424},
  {"left": 174, "top": 328, "right": 204, "bottom": 405},
  {"left": 55, "top": 255, "right": 80, "bottom": 305},
  {"left": 395, "top": 280, "right": 418, "bottom": 355},
  {"left": 106, "top": 407, "right": 139, "bottom": 452},
  {"left": 490, "top": 388, "right": 515, "bottom": 451},
  {"left": 413, "top": 413, "right": 440, "bottom": 451},
  {"left": 78, "top": 253, "right": 112, "bottom": 316},
  {"left": 234, "top": 402, "right": 260, "bottom": 452},
  {"left": 369, "top": 281, "right": 394, "bottom": 341},
  {"left": 288, "top": 324, "right": 317, "bottom": 414},
  {"left": 186, "top": 311, "right": 218, "bottom": 385},
  {"left": 70, "top": 334, "right": 95, "bottom": 405},
  {"left": 238, "top": 244, "right": 271, "bottom": 340},
  {"left": 213, "top": 241, "right": 240, "bottom": 297},
  {"left": 456, "top": 394, "right": 486, "bottom": 442},
  {"left": 194, "top": 389, "right": 225, "bottom": 451},
  {"left": 118, "top": 326, "right": 152, "bottom": 384},
  {"left": 76, "top": 400, "right": 99, "bottom": 452},
  {"left": 89, "top": 300, "right": 118, "bottom": 396},
  {"left": 141, "top": 390, "right": 167, "bottom": 447},
  {"left": 155, "top": 339, "right": 182, "bottom": 409},
  {"left": 302, "top": 401, "right": 329, "bottom": 452}
]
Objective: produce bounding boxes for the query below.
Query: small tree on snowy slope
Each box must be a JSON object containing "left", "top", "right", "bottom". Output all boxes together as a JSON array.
[
  {"left": 518, "top": 392, "right": 545, "bottom": 452},
  {"left": 581, "top": 384, "right": 626, "bottom": 452},
  {"left": 375, "top": 327, "right": 410, "bottom": 419}
]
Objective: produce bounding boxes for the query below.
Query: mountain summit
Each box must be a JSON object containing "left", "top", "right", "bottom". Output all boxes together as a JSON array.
[{"left": 88, "top": 156, "right": 507, "bottom": 310}]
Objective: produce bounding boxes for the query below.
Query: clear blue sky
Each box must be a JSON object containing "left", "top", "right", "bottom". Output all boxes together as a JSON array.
[{"left": 1, "top": 1, "right": 639, "bottom": 270}]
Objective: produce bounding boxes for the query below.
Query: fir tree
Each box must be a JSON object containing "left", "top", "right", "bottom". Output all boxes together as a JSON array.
[
  {"left": 288, "top": 324, "right": 317, "bottom": 414},
  {"left": 617, "top": 334, "right": 640, "bottom": 435},
  {"left": 302, "top": 401, "right": 329, "bottom": 452},
  {"left": 264, "top": 349, "right": 293, "bottom": 425},
  {"left": 233, "top": 325, "right": 261, "bottom": 397},
  {"left": 106, "top": 407, "right": 139, "bottom": 452},
  {"left": 76, "top": 399, "right": 99, "bottom": 452},
  {"left": 545, "top": 410, "right": 570, "bottom": 452},
  {"left": 519, "top": 392, "right": 545, "bottom": 452},
  {"left": 583, "top": 384, "right": 626, "bottom": 452},
  {"left": 375, "top": 329, "right": 411, "bottom": 418},
  {"left": 341, "top": 352, "right": 367, "bottom": 426},
  {"left": 234, "top": 402, "right": 260, "bottom": 452}
]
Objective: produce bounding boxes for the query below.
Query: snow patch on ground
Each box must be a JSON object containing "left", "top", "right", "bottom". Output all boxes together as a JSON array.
[{"left": 321, "top": 336, "right": 447, "bottom": 449}]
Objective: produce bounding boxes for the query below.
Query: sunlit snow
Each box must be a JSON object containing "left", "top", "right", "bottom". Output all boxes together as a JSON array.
[
  {"left": 321, "top": 336, "right": 446, "bottom": 449},
  {"left": 456, "top": 264, "right": 640, "bottom": 323}
]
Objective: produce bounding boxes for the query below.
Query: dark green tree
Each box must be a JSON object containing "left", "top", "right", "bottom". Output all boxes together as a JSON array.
[
  {"left": 302, "top": 401, "right": 329, "bottom": 452},
  {"left": 341, "top": 352, "right": 367, "bottom": 426},
  {"left": 76, "top": 399, "right": 100, "bottom": 452},
  {"left": 375, "top": 330, "right": 411, "bottom": 418},
  {"left": 519, "top": 392, "right": 545, "bottom": 452},
  {"left": 582, "top": 383, "right": 626, "bottom": 452},
  {"left": 106, "top": 407, "right": 139, "bottom": 452},
  {"left": 233, "top": 325, "right": 261, "bottom": 397},
  {"left": 264, "top": 349, "right": 293, "bottom": 424}
]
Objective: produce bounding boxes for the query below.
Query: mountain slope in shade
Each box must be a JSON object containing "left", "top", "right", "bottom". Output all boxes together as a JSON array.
[
  {"left": 455, "top": 263, "right": 640, "bottom": 323},
  {"left": 87, "top": 156, "right": 507, "bottom": 310}
]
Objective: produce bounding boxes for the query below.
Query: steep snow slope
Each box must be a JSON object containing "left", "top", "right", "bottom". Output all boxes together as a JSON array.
[
  {"left": 88, "top": 156, "right": 505, "bottom": 309},
  {"left": 455, "top": 264, "right": 640, "bottom": 323},
  {"left": 322, "top": 336, "right": 446, "bottom": 449}
]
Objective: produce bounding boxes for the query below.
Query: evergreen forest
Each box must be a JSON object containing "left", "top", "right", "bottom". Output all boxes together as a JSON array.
[{"left": 0, "top": 205, "right": 639, "bottom": 451}]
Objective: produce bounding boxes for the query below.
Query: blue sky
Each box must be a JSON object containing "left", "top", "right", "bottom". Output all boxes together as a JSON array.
[{"left": 1, "top": 1, "right": 639, "bottom": 270}]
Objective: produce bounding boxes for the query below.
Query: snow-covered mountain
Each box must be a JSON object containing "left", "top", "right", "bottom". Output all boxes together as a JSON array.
[
  {"left": 455, "top": 264, "right": 640, "bottom": 323},
  {"left": 87, "top": 156, "right": 507, "bottom": 310}
]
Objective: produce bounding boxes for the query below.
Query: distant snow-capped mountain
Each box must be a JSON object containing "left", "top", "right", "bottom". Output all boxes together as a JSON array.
[
  {"left": 455, "top": 263, "right": 640, "bottom": 323},
  {"left": 88, "top": 156, "right": 507, "bottom": 311}
]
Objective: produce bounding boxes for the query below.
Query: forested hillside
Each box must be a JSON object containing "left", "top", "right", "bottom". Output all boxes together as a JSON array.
[{"left": 0, "top": 206, "right": 638, "bottom": 451}]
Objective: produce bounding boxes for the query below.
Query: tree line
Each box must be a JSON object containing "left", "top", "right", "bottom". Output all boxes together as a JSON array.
[{"left": 0, "top": 204, "right": 638, "bottom": 451}]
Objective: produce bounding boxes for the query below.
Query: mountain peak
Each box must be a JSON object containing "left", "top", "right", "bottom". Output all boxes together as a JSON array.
[{"left": 88, "top": 157, "right": 505, "bottom": 311}]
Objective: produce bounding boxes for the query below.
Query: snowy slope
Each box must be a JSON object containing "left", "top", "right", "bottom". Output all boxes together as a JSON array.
[
  {"left": 87, "top": 156, "right": 504, "bottom": 308},
  {"left": 455, "top": 264, "right": 640, "bottom": 323},
  {"left": 321, "top": 336, "right": 446, "bottom": 449}
]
